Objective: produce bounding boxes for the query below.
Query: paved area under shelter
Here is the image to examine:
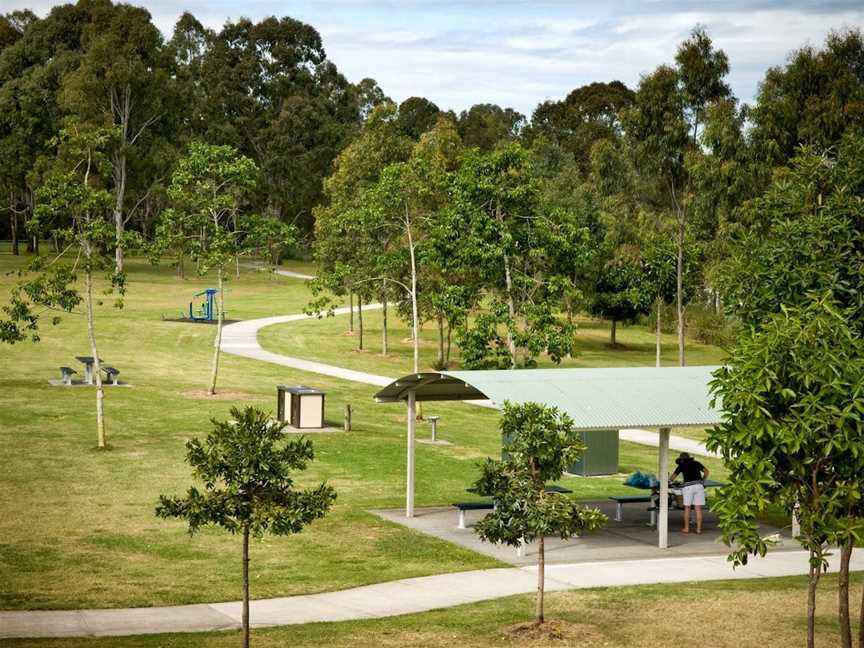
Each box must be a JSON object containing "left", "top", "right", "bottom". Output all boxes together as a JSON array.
[{"left": 373, "top": 499, "right": 793, "bottom": 566}]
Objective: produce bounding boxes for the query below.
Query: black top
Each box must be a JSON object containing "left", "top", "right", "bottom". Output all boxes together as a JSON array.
[{"left": 673, "top": 458, "right": 705, "bottom": 483}]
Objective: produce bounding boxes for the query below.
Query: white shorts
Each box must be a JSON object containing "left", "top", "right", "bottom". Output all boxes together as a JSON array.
[{"left": 682, "top": 483, "right": 706, "bottom": 506}]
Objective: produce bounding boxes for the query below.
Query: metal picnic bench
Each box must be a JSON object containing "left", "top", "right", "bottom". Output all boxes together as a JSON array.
[
  {"left": 63, "top": 357, "right": 120, "bottom": 385},
  {"left": 454, "top": 484, "right": 573, "bottom": 529},
  {"left": 58, "top": 366, "right": 77, "bottom": 385}
]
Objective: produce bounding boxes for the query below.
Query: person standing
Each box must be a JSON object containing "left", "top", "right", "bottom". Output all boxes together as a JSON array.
[{"left": 672, "top": 452, "right": 709, "bottom": 534}]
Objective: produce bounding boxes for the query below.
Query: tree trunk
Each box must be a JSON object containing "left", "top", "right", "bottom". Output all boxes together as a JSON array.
[
  {"left": 177, "top": 254, "right": 185, "bottom": 280},
  {"left": 446, "top": 323, "right": 452, "bottom": 364},
  {"left": 382, "top": 283, "right": 388, "bottom": 355},
  {"left": 242, "top": 525, "right": 250, "bottom": 648},
  {"left": 502, "top": 250, "right": 517, "bottom": 369},
  {"left": 207, "top": 269, "right": 224, "bottom": 395},
  {"left": 10, "top": 207, "right": 18, "bottom": 256},
  {"left": 655, "top": 297, "right": 662, "bottom": 367},
  {"left": 407, "top": 217, "right": 420, "bottom": 374},
  {"left": 235, "top": 254, "right": 240, "bottom": 279},
  {"left": 611, "top": 319, "right": 617, "bottom": 346},
  {"left": 357, "top": 294, "right": 364, "bottom": 351},
  {"left": 497, "top": 203, "right": 517, "bottom": 369},
  {"left": 349, "top": 293, "right": 354, "bottom": 333},
  {"left": 859, "top": 569, "right": 864, "bottom": 648},
  {"left": 676, "top": 213, "right": 685, "bottom": 367},
  {"left": 807, "top": 551, "right": 821, "bottom": 648},
  {"left": 840, "top": 542, "right": 853, "bottom": 648},
  {"left": 84, "top": 258, "right": 106, "bottom": 449},
  {"left": 435, "top": 316, "right": 445, "bottom": 368},
  {"left": 536, "top": 535, "right": 545, "bottom": 624},
  {"left": 112, "top": 145, "right": 126, "bottom": 275}
]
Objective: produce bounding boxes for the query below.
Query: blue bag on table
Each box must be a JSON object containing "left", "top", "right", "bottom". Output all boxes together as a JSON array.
[{"left": 624, "top": 471, "right": 658, "bottom": 489}]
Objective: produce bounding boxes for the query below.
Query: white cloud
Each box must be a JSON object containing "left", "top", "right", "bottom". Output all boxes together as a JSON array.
[{"left": 3, "top": 1, "right": 862, "bottom": 115}]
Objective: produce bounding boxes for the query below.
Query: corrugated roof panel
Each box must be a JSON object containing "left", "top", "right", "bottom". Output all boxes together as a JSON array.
[{"left": 374, "top": 366, "right": 723, "bottom": 430}]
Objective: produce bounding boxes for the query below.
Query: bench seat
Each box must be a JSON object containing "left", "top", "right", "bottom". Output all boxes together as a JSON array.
[
  {"left": 452, "top": 501, "right": 494, "bottom": 529},
  {"left": 609, "top": 495, "right": 652, "bottom": 522},
  {"left": 59, "top": 366, "right": 77, "bottom": 385}
]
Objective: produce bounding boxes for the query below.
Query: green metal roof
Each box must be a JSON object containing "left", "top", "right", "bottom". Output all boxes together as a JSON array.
[{"left": 373, "top": 366, "right": 724, "bottom": 430}]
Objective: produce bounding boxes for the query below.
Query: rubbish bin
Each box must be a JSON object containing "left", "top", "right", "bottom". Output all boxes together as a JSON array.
[{"left": 276, "top": 385, "right": 325, "bottom": 429}]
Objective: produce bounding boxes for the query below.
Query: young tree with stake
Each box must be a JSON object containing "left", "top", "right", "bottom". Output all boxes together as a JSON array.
[
  {"left": 474, "top": 402, "right": 606, "bottom": 624},
  {"left": 1, "top": 120, "right": 123, "bottom": 449},
  {"left": 157, "top": 142, "right": 258, "bottom": 395},
  {"left": 156, "top": 407, "right": 336, "bottom": 648}
]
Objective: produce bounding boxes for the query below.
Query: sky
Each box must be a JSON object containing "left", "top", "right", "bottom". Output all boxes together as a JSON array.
[{"left": 5, "top": 0, "right": 864, "bottom": 116}]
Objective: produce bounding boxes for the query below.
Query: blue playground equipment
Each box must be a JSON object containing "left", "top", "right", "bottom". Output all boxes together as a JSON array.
[{"left": 188, "top": 289, "right": 221, "bottom": 321}]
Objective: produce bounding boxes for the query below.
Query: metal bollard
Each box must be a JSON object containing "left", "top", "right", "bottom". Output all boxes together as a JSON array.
[{"left": 428, "top": 415, "right": 440, "bottom": 442}]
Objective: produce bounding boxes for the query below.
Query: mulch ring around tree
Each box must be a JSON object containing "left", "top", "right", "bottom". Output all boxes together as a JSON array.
[
  {"left": 502, "top": 620, "right": 606, "bottom": 645},
  {"left": 161, "top": 317, "right": 242, "bottom": 325}
]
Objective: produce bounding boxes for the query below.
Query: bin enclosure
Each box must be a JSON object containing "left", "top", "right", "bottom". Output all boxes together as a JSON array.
[
  {"left": 277, "top": 385, "right": 325, "bottom": 429},
  {"left": 504, "top": 428, "right": 619, "bottom": 476},
  {"left": 568, "top": 429, "right": 619, "bottom": 476}
]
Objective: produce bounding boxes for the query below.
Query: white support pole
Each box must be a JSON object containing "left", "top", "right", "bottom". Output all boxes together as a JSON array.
[
  {"left": 406, "top": 390, "right": 416, "bottom": 518},
  {"left": 658, "top": 427, "right": 670, "bottom": 549}
]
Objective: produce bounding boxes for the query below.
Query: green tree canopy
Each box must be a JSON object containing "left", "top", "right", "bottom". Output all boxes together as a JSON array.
[
  {"left": 526, "top": 81, "right": 634, "bottom": 173},
  {"left": 706, "top": 296, "right": 864, "bottom": 648},
  {"left": 749, "top": 28, "right": 864, "bottom": 168},
  {"left": 717, "top": 133, "right": 864, "bottom": 332},
  {"left": 456, "top": 103, "right": 524, "bottom": 151},
  {"left": 396, "top": 96, "right": 441, "bottom": 139}
]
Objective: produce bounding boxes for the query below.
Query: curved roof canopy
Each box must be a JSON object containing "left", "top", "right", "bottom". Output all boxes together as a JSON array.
[{"left": 374, "top": 366, "right": 723, "bottom": 431}]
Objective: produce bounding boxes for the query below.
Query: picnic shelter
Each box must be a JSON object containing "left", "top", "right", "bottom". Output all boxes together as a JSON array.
[{"left": 373, "top": 366, "right": 724, "bottom": 550}]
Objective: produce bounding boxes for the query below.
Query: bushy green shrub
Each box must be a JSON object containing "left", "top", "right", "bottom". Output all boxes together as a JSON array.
[{"left": 687, "top": 305, "right": 736, "bottom": 346}]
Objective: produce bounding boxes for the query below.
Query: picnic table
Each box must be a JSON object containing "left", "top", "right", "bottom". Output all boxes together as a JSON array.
[
  {"left": 455, "top": 484, "right": 573, "bottom": 528},
  {"left": 610, "top": 478, "right": 725, "bottom": 524},
  {"left": 75, "top": 356, "right": 103, "bottom": 385}
]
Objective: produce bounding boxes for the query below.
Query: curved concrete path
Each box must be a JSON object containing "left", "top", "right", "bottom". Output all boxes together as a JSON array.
[
  {"left": 221, "top": 304, "right": 390, "bottom": 387},
  {"left": 220, "top": 307, "right": 715, "bottom": 457},
  {"left": 4, "top": 550, "right": 862, "bottom": 639},
  {"left": 241, "top": 261, "right": 316, "bottom": 281}
]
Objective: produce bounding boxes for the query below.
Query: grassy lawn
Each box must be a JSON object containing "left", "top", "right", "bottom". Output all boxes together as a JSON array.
[
  {"left": 258, "top": 308, "right": 728, "bottom": 378},
  {"left": 0, "top": 252, "right": 731, "bottom": 611},
  {"left": 670, "top": 426, "right": 711, "bottom": 442},
  {"left": 3, "top": 575, "right": 860, "bottom": 648}
]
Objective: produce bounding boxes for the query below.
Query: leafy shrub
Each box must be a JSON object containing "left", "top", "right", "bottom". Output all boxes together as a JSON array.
[{"left": 687, "top": 305, "right": 736, "bottom": 346}]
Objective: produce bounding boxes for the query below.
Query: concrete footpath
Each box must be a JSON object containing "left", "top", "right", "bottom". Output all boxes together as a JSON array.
[
  {"left": 221, "top": 308, "right": 716, "bottom": 457},
  {"left": 3, "top": 550, "right": 862, "bottom": 639},
  {"left": 240, "top": 261, "right": 316, "bottom": 281},
  {"left": 220, "top": 304, "right": 390, "bottom": 387}
]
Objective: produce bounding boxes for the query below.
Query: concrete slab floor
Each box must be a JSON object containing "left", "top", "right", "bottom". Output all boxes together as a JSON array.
[{"left": 372, "top": 500, "right": 795, "bottom": 566}]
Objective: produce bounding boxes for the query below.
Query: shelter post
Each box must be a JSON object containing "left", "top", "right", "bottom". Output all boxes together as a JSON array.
[
  {"left": 406, "top": 390, "right": 416, "bottom": 517},
  {"left": 658, "top": 427, "right": 670, "bottom": 549}
]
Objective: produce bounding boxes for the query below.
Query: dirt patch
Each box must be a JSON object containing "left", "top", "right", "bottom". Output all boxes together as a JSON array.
[
  {"left": 180, "top": 390, "right": 262, "bottom": 401},
  {"left": 502, "top": 620, "right": 606, "bottom": 645}
]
